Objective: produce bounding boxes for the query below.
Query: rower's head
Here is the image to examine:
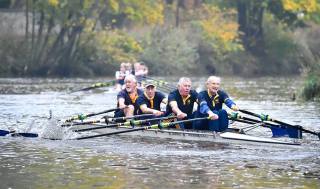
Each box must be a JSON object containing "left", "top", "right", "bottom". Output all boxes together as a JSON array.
[
  {"left": 206, "top": 76, "right": 221, "bottom": 94},
  {"left": 144, "top": 81, "right": 156, "bottom": 98},
  {"left": 125, "top": 62, "right": 133, "bottom": 72},
  {"left": 177, "top": 77, "right": 191, "bottom": 97},
  {"left": 124, "top": 74, "right": 137, "bottom": 92},
  {"left": 120, "top": 62, "right": 126, "bottom": 72},
  {"left": 134, "top": 62, "right": 141, "bottom": 70}
]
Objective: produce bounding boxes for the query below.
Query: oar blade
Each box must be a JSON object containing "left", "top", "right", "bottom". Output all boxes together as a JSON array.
[
  {"left": 71, "top": 80, "right": 116, "bottom": 93},
  {"left": 269, "top": 126, "right": 302, "bottom": 139},
  {"left": 0, "top": 130, "right": 10, "bottom": 136},
  {"left": 11, "top": 132, "right": 39, "bottom": 138}
]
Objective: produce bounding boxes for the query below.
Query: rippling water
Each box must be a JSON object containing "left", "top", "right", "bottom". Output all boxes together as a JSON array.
[{"left": 0, "top": 77, "right": 320, "bottom": 189}]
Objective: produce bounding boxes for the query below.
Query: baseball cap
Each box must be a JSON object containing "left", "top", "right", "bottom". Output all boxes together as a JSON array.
[{"left": 144, "top": 80, "right": 156, "bottom": 88}]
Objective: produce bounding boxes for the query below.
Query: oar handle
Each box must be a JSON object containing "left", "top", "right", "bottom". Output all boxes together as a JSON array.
[{"left": 228, "top": 112, "right": 280, "bottom": 127}]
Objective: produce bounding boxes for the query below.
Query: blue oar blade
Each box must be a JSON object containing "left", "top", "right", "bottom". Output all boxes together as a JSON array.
[
  {"left": 11, "top": 133, "right": 39, "bottom": 138},
  {"left": 270, "top": 127, "right": 302, "bottom": 139},
  {"left": 0, "top": 130, "right": 10, "bottom": 136}
]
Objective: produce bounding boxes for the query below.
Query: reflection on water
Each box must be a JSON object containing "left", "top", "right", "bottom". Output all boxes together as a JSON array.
[{"left": 0, "top": 77, "right": 320, "bottom": 189}]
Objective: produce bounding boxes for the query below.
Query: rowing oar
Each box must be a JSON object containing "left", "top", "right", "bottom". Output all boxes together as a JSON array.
[
  {"left": 73, "top": 115, "right": 177, "bottom": 132},
  {"left": 71, "top": 80, "right": 117, "bottom": 93},
  {"left": 62, "top": 113, "right": 154, "bottom": 127},
  {"left": 228, "top": 112, "right": 285, "bottom": 133},
  {"left": 239, "top": 109, "right": 320, "bottom": 139},
  {"left": 75, "top": 117, "right": 209, "bottom": 140},
  {"left": 0, "top": 129, "right": 38, "bottom": 137},
  {"left": 64, "top": 107, "right": 121, "bottom": 122},
  {"left": 103, "top": 114, "right": 154, "bottom": 124},
  {"left": 228, "top": 112, "right": 280, "bottom": 128}
]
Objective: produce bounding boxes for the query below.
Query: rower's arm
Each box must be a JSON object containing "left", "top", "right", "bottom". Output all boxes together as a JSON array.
[
  {"left": 161, "top": 98, "right": 168, "bottom": 105},
  {"left": 118, "top": 98, "right": 127, "bottom": 109},
  {"left": 140, "top": 104, "right": 157, "bottom": 114},
  {"left": 224, "top": 98, "right": 239, "bottom": 111},
  {"left": 170, "top": 101, "right": 183, "bottom": 115}
]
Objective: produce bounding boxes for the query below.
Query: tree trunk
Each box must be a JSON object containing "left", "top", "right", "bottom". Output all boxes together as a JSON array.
[
  {"left": 25, "top": 0, "right": 29, "bottom": 40},
  {"left": 237, "top": 0, "right": 265, "bottom": 55},
  {"left": 175, "top": 0, "right": 180, "bottom": 27}
]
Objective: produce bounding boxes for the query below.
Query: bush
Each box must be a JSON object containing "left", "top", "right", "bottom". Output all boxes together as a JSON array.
[
  {"left": 301, "top": 70, "right": 320, "bottom": 100},
  {"left": 262, "top": 13, "right": 301, "bottom": 75},
  {"left": 140, "top": 26, "right": 200, "bottom": 75}
]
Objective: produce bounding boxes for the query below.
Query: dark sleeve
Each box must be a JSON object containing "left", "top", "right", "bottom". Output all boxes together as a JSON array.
[
  {"left": 197, "top": 91, "right": 206, "bottom": 104},
  {"left": 168, "top": 92, "right": 176, "bottom": 103},
  {"left": 136, "top": 96, "right": 146, "bottom": 107},
  {"left": 219, "top": 90, "right": 229, "bottom": 101},
  {"left": 198, "top": 92, "right": 210, "bottom": 114},
  {"left": 191, "top": 90, "right": 199, "bottom": 102},
  {"left": 117, "top": 90, "right": 126, "bottom": 100},
  {"left": 157, "top": 92, "right": 166, "bottom": 102}
]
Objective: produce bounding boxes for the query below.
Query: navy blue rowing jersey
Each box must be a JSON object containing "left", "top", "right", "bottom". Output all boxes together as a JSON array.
[
  {"left": 166, "top": 89, "right": 198, "bottom": 117},
  {"left": 197, "top": 90, "right": 235, "bottom": 112},
  {"left": 136, "top": 91, "right": 166, "bottom": 114},
  {"left": 116, "top": 88, "right": 144, "bottom": 114}
]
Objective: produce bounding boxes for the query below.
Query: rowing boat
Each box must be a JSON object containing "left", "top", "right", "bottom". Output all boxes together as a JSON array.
[{"left": 72, "top": 123, "right": 301, "bottom": 146}]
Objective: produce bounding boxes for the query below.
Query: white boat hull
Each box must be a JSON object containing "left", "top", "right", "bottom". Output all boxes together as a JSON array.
[{"left": 73, "top": 124, "right": 301, "bottom": 146}]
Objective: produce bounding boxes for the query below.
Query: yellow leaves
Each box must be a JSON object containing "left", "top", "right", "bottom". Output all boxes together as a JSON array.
[
  {"left": 113, "top": 0, "right": 163, "bottom": 25},
  {"left": 196, "top": 4, "right": 242, "bottom": 54},
  {"left": 282, "top": 0, "right": 319, "bottom": 13},
  {"left": 145, "top": 3, "right": 164, "bottom": 25},
  {"left": 282, "top": 0, "right": 300, "bottom": 11},
  {"left": 109, "top": 0, "right": 119, "bottom": 12},
  {"left": 91, "top": 29, "right": 143, "bottom": 63},
  {"left": 83, "top": 19, "right": 95, "bottom": 33},
  {"left": 48, "top": 0, "right": 59, "bottom": 7}
]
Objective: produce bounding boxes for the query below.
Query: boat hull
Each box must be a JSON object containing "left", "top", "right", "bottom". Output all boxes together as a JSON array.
[{"left": 73, "top": 123, "right": 301, "bottom": 146}]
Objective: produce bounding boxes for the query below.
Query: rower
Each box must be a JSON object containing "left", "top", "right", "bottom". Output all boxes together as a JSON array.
[
  {"left": 134, "top": 62, "right": 149, "bottom": 87},
  {"left": 114, "top": 74, "right": 144, "bottom": 118},
  {"left": 115, "top": 62, "right": 127, "bottom": 90},
  {"left": 166, "top": 77, "right": 198, "bottom": 129},
  {"left": 193, "top": 76, "right": 239, "bottom": 132},
  {"left": 136, "top": 81, "right": 167, "bottom": 117}
]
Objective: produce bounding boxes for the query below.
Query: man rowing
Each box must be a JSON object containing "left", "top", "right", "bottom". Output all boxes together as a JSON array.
[
  {"left": 166, "top": 77, "right": 198, "bottom": 129},
  {"left": 114, "top": 74, "right": 143, "bottom": 118},
  {"left": 136, "top": 81, "right": 166, "bottom": 117},
  {"left": 193, "top": 76, "right": 239, "bottom": 132}
]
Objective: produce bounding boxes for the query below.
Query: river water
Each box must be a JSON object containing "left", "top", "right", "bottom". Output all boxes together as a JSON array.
[{"left": 0, "top": 77, "right": 319, "bottom": 189}]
